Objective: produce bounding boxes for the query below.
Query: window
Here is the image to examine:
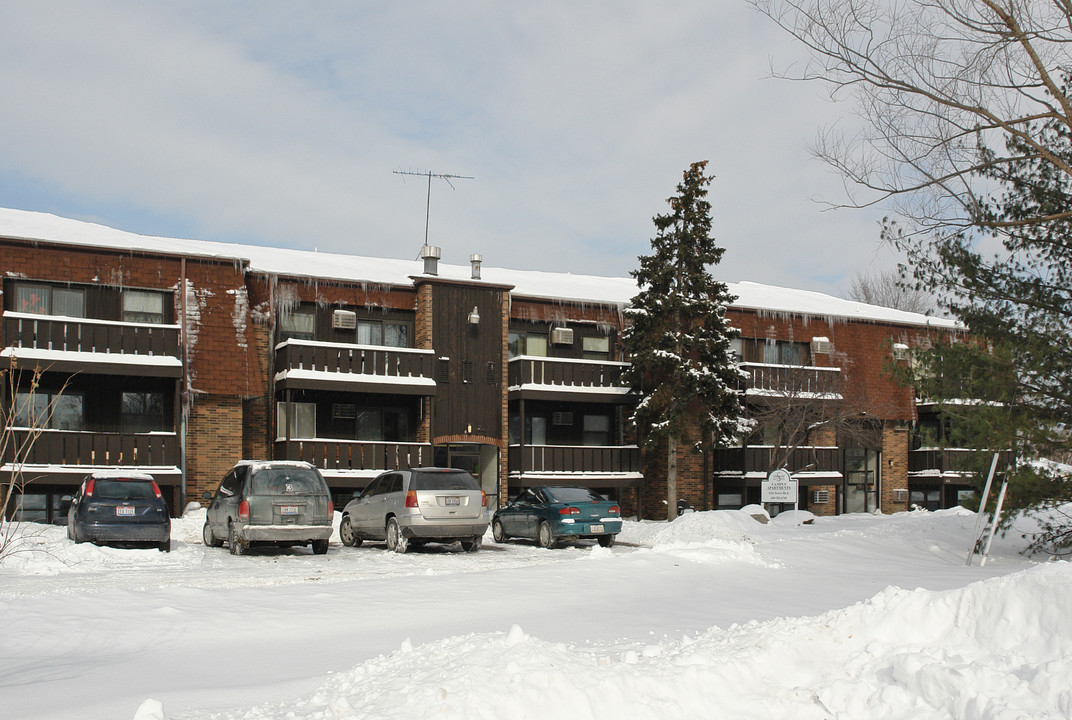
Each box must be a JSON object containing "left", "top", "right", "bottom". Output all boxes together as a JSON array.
[
  {"left": 528, "top": 415, "right": 548, "bottom": 445},
  {"left": 14, "top": 283, "right": 85, "bottom": 317},
  {"left": 741, "top": 338, "right": 811, "bottom": 366},
  {"left": 583, "top": 415, "right": 611, "bottom": 445},
  {"left": 121, "top": 392, "right": 167, "bottom": 432},
  {"left": 280, "top": 306, "right": 316, "bottom": 341},
  {"left": 123, "top": 290, "right": 166, "bottom": 324},
  {"left": 358, "top": 320, "right": 410, "bottom": 347},
  {"left": 277, "top": 401, "right": 316, "bottom": 439},
  {"left": 508, "top": 331, "right": 548, "bottom": 358},
  {"left": 582, "top": 336, "right": 610, "bottom": 360},
  {"left": 14, "top": 391, "right": 83, "bottom": 430},
  {"left": 356, "top": 409, "right": 384, "bottom": 441}
]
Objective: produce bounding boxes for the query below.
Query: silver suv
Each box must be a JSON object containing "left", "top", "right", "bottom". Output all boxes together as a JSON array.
[
  {"left": 203, "top": 461, "right": 334, "bottom": 555},
  {"left": 338, "top": 467, "right": 488, "bottom": 553}
]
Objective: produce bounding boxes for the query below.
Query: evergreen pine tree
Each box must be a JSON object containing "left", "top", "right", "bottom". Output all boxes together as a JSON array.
[{"left": 623, "top": 161, "right": 744, "bottom": 521}]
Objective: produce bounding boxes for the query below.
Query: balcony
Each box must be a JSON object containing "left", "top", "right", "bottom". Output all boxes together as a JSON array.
[
  {"left": 274, "top": 340, "right": 437, "bottom": 395},
  {"left": 508, "top": 356, "right": 632, "bottom": 403},
  {"left": 909, "top": 448, "right": 1010, "bottom": 478},
  {"left": 275, "top": 439, "right": 433, "bottom": 479},
  {"left": 508, "top": 444, "right": 642, "bottom": 486},
  {"left": 712, "top": 445, "right": 842, "bottom": 479},
  {"left": 1, "top": 429, "right": 181, "bottom": 484},
  {"left": 1, "top": 312, "right": 182, "bottom": 376},
  {"left": 739, "top": 362, "right": 842, "bottom": 400}
]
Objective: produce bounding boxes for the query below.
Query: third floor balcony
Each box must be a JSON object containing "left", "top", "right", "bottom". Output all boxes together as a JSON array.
[
  {"left": 1, "top": 312, "right": 182, "bottom": 377},
  {"left": 508, "top": 356, "right": 632, "bottom": 404},
  {"left": 274, "top": 340, "right": 437, "bottom": 395}
]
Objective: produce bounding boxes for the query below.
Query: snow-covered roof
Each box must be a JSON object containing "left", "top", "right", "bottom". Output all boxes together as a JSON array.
[{"left": 0, "top": 207, "right": 956, "bottom": 329}]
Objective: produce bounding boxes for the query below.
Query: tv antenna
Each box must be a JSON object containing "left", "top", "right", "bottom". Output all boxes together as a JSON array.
[{"left": 394, "top": 169, "right": 474, "bottom": 250}]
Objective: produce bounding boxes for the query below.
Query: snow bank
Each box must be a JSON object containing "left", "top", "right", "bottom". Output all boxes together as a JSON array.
[{"left": 165, "top": 563, "right": 1071, "bottom": 720}]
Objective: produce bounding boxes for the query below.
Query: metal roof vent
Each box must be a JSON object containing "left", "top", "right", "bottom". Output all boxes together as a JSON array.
[
  {"left": 470, "top": 253, "right": 482, "bottom": 280},
  {"left": 421, "top": 245, "right": 441, "bottom": 275}
]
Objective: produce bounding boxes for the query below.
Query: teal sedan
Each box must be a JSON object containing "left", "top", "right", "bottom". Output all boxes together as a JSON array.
[{"left": 492, "top": 486, "right": 621, "bottom": 548}]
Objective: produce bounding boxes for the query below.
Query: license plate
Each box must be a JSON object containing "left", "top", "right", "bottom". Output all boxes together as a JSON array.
[
  {"left": 591, "top": 524, "right": 604, "bottom": 533},
  {"left": 280, "top": 505, "right": 299, "bottom": 515},
  {"left": 444, "top": 496, "right": 460, "bottom": 506},
  {"left": 116, "top": 506, "right": 136, "bottom": 517}
]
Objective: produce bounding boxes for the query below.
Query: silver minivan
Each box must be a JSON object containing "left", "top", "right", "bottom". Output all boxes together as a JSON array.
[
  {"left": 203, "top": 460, "right": 334, "bottom": 555},
  {"left": 339, "top": 467, "right": 488, "bottom": 553}
]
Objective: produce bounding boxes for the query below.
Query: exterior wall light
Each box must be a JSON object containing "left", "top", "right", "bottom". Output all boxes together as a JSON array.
[{"left": 468, "top": 306, "right": 480, "bottom": 325}]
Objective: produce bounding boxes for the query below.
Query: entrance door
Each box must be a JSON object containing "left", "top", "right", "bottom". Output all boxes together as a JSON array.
[
  {"left": 843, "top": 448, "right": 878, "bottom": 513},
  {"left": 435, "top": 444, "right": 500, "bottom": 506}
]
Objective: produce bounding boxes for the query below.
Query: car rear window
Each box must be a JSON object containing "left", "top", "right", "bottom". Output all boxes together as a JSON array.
[
  {"left": 544, "top": 487, "right": 603, "bottom": 503},
  {"left": 251, "top": 467, "right": 327, "bottom": 496},
  {"left": 92, "top": 479, "right": 156, "bottom": 500},
  {"left": 413, "top": 471, "right": 480, "bottom": 492}
]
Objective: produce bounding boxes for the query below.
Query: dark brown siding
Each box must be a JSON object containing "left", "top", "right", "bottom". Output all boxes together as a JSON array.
[{"left": 430, "top": 283, "right": 504, "bottom": 442}]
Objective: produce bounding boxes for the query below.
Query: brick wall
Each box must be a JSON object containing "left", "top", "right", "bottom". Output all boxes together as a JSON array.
[
  {"left": 186, "top": 395, "right": 244, "bottom": 503},
  {"left": 880, "top": 424, "right": 910, "bottom": 512}
]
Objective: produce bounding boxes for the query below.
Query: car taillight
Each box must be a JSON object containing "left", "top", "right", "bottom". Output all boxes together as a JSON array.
[
  {"left": 559, "top": 506, "right": 580, "bottom": 515},
  {"left": 85, "top": 478, "right": 96, "bottom": 497},
  {"left": 150, "top": 481, "right": 163, "bottom": 499},
  {"left": 238, "top": 500, "right": 249, "bottom": 520},
  {"left": 328, "top": 500, "right": 335, "bottom": 515},
  {"left": 481, "top": 491, "right": 488, "bottom": 507},
  {"left": 609, "top": 505, "right": 621, "bottom": 515},
  {"left": 405, "top": 490, "right": 419, "bottom": 508}
]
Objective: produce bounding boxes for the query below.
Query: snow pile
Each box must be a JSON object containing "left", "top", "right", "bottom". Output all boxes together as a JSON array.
[
  {"left": 619, "top": 510, "right": 773, "bottom": 568},
  {"left": 191, "top": 563, "right": 1071, "bottom": 719}
]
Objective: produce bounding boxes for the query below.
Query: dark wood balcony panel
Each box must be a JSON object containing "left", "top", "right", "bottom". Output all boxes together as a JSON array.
[
  {"left": 508, "top": 357, "right": 632, "bottom": 403},
  {"left": 739, "top": 362, "right": 842, "bottom": 399},
  {"left": 275, "top": 341, "right": 436, "bottom": 394},
  {"left": 3, "top": 429, "right": 181, "bottom": 468},
  {"left": 509, "top": 444, "right": 641, "bottom": 475},
  {"left": 2, "top": 313, "right": 182, "bottom": 376},
  {"left": 713, "top": 445, "right": 842, "bottom": 476},
  {"left": 909, "top": 448, "right": 1010, "bottom": 475},
  {"left": 276, "top": 439, "right": 432, "bottom": 472},
  {"left": 3, "top": 312, "right": 181, "bottom": 358}
]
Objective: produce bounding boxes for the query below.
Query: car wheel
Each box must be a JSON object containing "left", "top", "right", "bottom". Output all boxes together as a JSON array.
[
  {"left": 311, "top": 538, "right": 329, "bottom": 555},
  {"left": 598, "top": 533, "right": 616, "bottom": 548},
  {"left": 538, "top": 521, "right": 556, "bottom": 549},
  {"left": 203, "top": 521, "right": 223, "bottom": 548},
  {"left": 159, "top": 539, "right": 172, "bottom": 553},
  {"left": 492, "top": 518, "right": 507, "bottom": 543},
  {"left": 460, "top": 535, "right": 482, "bottom": 553},
  {"left": 385, "top": 517, "right": 408, "bottom": 554},
  {"left": 228, "top": 523, "right": 245, "bottom": 556},
  {"left": 339, "top": 515, "right": 361, "bottom": 547}
]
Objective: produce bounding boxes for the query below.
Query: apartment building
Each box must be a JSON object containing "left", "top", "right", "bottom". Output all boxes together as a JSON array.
[{"left": 0, "top": 208, "right": 967, "bottom": 521}]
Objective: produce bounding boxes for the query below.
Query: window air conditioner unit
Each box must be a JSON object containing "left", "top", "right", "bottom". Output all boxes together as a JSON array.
[
  {"left": 812, "top": 490, "right": 830, "bottom": 504},
  {"left": 892, "top": 489, "right": 909, "bottom": 503},
  {"left": 332, "top": 309, "right": 357, "bottom": 330},
  {"left": 550, "top": 327, "right": 574, "bottom": 345},
  {"left": 552, "top": 412, "right": 574, "bottom": 426},
  {"left": 811, "top": 336, "right": 831, "bottom": 355},
  {"left": 892, "top": 343, "right": 910, "bottom": 360}
]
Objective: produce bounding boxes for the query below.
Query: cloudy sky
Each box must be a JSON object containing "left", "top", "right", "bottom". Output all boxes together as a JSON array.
[{"left": 0, "top": 1, "right": 897, "bottom": 297}]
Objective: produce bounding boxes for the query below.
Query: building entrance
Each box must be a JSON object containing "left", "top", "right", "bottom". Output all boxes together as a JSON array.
[
  {"left": 435, "top": 443, "right": 500, "bottom": 506},
  {"left": 843, "top": 447, "right": 879, "bottom": 513}
]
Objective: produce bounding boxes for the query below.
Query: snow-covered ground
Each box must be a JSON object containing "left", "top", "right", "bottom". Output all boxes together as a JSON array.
[{"left": 1, "top": 506, "right": 1069, "bottom": 719}]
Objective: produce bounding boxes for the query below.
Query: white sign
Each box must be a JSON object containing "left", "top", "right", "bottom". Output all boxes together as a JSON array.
[{"left": 761, "top": 469, "right": 798, "bottom": 503}]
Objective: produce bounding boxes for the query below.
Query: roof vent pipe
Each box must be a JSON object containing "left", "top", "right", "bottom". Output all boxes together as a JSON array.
[
  {"left": 470, "top": 253, "right": 482, "bottom": 280},
  {"left": 421, "top": 245, "right": 441, "bottom": 275}
]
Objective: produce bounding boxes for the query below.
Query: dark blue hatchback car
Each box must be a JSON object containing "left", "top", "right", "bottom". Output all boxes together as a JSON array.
[{"left": 67, "top": 471, "right": 172, "bottom": 552}]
